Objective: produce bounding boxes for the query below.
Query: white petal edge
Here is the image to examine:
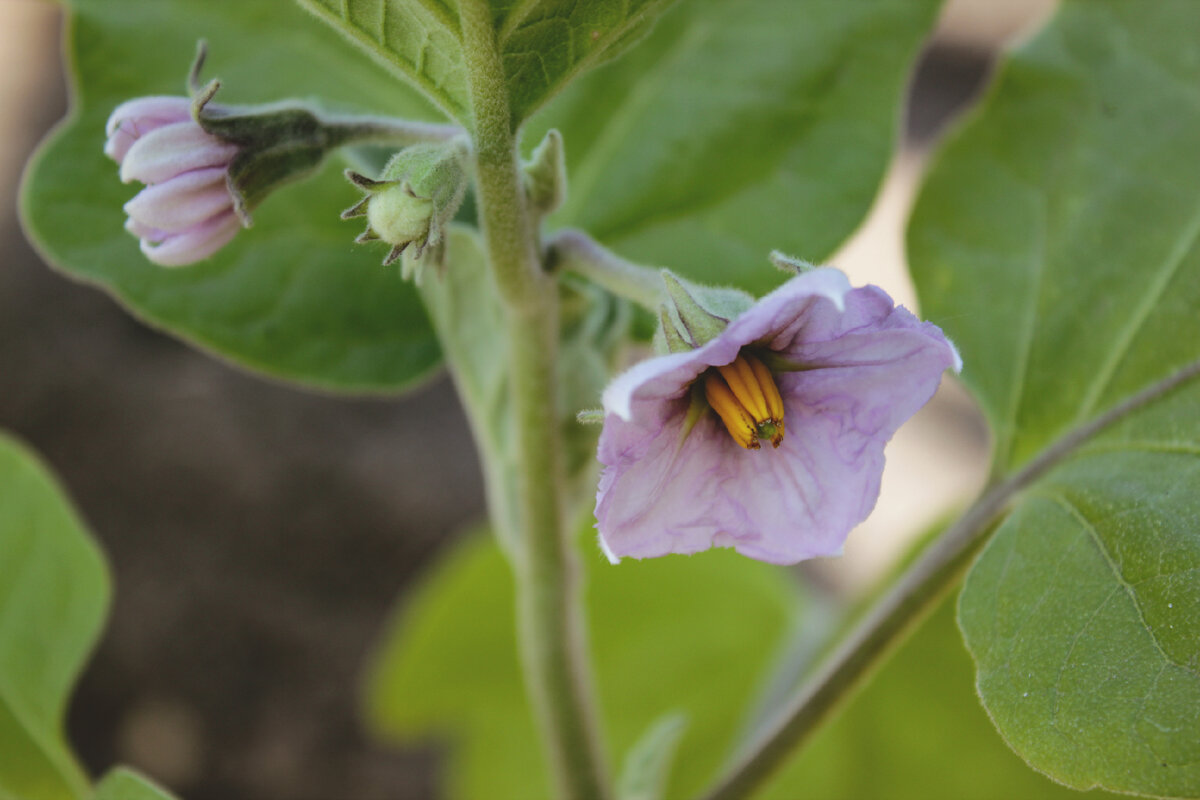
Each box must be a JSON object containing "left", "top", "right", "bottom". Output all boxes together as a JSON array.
[{"left": 601, "top": 350, "right": 699, "bottom": 422}]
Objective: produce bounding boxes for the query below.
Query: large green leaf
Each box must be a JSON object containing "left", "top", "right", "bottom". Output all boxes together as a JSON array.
[
  {"left": 363, "top": 532, "right": 805, "bottom": 799},
  {"left": 908, "top": 1, "right": 1200, "bottom": 795},
  {"left": 21, "top": 0, "right": 444, "bottom": 392},
  {"left": 0, "top": 434, "right": 110, "bottom": 800},
  {"left": 530, "top": 0, "right": 942, "bottom": 295},
  {"left": 293, "top": 0, "right": 679, "bottom": 127},
  {"left": 91, "top": 769, "right": 180, "bottom": 800},
  {"left": 758, "top": 595, "right": 1125, "bottom": 800}
]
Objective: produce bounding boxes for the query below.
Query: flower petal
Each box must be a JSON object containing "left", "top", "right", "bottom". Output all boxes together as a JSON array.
[
  {"left": 124, "top": 217, "right": 168, "bottom": 242},
  {"left": 105, "top": 96, "right": 193, "bottom": 137},
  {"left": 123, "top": 167, "right": 233, "bottom": 232},
  {"left": 120, "top": 122, "right": 237, "bottom": 185},
  {"left": 596, "top": 403, "right": 881, "bottom": 564},
  {"left": 137, "top": 210, "right": 240, "bottom": 267},
  {"left": 104, "top": 96, "right": 194, "bottom": 163}
]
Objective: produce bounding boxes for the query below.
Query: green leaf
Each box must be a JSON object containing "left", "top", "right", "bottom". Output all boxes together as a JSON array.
[
  {"left": 294, "top": 0, "right": 470, "bottom": 122},
  {"left": 419, "top": 226, "right": 629, "bottom": 550},
  {"left": 910, "top": 0, "right": 1200, "bottom": 473},
  {"left": 530, "top": 0, "right": 942, "bottom": 295},
  {"left": 959, "top": 453, "right": 1200, "bottom": 797},
  {"left": 757, "top": 595, "right": 1126, "bottom": 800},
  {"left": 21, "top": 0, "right": 445, "bottom": 393},
  {"left": 908, "top": 1, "right": 1200, "bottom": 795},
  {"left": 498, "top": 0, "right": 680, "bottom": 125},
  {"left": 92, "top": 769, "right": 180, "bottom": 800},
  {"left": 0, "top": 434, "right": 110, "bottom": 800},
  {"left": 293, "top": 0, "right": 680, "bottom": 127},
  {"left": 363, "top": 532, "right": 805, "bottom": 799},
  {"left": 616, "top": 713, "right": 687, "bottom": 800}
]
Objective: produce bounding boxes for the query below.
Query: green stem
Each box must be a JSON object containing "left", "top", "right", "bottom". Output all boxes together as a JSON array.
[
  {"left": 698, "top": 355, "right": 1200, "bottom": 800},
  {"left": 547, "top": 229, "right": 664, "bottom": 310},
  {"left": 323, "top": 116, "right": 463, "bottom": 148},
  {"left": 460, "top": 5, "right": 610, "bottom": 800}
]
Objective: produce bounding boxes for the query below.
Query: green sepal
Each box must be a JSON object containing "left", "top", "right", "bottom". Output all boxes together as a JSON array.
[
  {"left": 523, "top": 129, "right": 567, "bottom": 217},
  {"left": 659, "top": 270, "right": 754, "bottom": 349},
  {"left": 655, "top": 305, "right": 692, "bottom": 354},
  {"left": 186, "top": 44, "right": 349, "bottom": 225}
]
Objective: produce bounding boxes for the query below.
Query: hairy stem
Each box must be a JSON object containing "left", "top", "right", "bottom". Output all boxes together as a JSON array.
[
  {"left": 460, "top": 5, "right": 610, "bottom": 799},
  {"left": 323, "top": 116, "right": 463, "bottom": 149},
  {"left": 547, "top": 229, "right": 664, "bottom": 310},
  {"left": 699, "top": 356, "right": 1200, "bottom": 800}
]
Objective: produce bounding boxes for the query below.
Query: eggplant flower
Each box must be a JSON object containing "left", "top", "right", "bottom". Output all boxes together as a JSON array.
[
  {"left": 595, "top": 268, "right": 961, "bottom": 565},
  {"left": 105, "top": 96, "right": 240, "bottom": 267}
]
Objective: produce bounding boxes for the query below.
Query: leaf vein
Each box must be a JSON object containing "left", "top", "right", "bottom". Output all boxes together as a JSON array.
[
  {"left": 1075, "top": 188, "right": 1200, "bottom": 421},
  {"left": 1043, "top": 491, "right": 1199, "bottom": 679}
]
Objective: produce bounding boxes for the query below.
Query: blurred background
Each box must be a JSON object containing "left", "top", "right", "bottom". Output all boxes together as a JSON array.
[{"left": 0, "top": 1, "right": 1051, "bottom": 798}]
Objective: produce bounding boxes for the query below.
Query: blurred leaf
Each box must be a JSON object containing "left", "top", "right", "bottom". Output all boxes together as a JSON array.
[
  {"left": 91, "top": 769, "right": 179, "bottom": 800},
  {"left": 364, "top": 532, "right": 805, "bottom": 799},
  {"left": 419, "top": 227, "right": 628, "bottom": 550},
  {"left": 294, "top": 0, "right": 679, "bottom": 127},
  {"left": 616, "top": 713, "right": 687, "bottom": 800},
  {"left": 530, "top": 0, "right": 942, "bottom": 295},
  {"left": 757, "top": 594, "right": 1127, "bottom": 800},
  {"left": 21, "top": 0, "right": 444, "bottom": 392},
  {"left": 910, "top": 0, "right": 1200, "bottom": 473},
  {"left": 0, "top": 434, "right": 109, "bottom": 800},
  {"left": 908, "top": 1, "right": 1200, "bottom": 795}
]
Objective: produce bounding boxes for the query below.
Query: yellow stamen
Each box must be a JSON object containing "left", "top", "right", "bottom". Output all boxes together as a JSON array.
[
  {"left": 704, "top": 374, "right": 759, "bottom": 450},
  {"left": 705, "top": 353, "right": 786, "bottom": 449},
  {"left": 748, "top": 355, "right": 786, "bottom": 426},
  {"left": 717, "top": 357, "right": 770, "bottom": 422}
]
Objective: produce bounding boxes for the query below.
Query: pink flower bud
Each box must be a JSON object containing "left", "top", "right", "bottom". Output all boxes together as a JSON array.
[{"left": 105, "top": 97, "right": 241, "bottom": 267}]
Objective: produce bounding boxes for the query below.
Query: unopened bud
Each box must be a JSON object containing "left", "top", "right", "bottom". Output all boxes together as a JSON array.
[{"left": 342, "top": 140, "right": 469, "bottom": 278}]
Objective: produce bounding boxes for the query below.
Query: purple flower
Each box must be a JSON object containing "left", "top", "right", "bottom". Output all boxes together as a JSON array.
[
  {"left": 595, "top": 268, "right": 961, "bottom": 565},
  {"left": 105, "top": 96, "right": 241, "bottom": 267}
]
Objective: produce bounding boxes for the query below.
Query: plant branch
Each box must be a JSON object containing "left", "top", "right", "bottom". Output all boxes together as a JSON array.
[
  {"left": 460, "top": 4, "right": 611, "bottom": 799},
  {"left": 547, "top": 229, "right": 663, "bottom": 310},
  {"left": 697, "top": 356, "right": 1200, "bottom": 800}
]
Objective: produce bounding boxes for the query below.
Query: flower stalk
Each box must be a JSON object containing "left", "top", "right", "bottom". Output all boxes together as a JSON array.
[
  {"left": 460, "top": 4, "right": 610, "bottom": 800},
  {"left": 547, "top": 228, "right": 663, "bottom": 311}
]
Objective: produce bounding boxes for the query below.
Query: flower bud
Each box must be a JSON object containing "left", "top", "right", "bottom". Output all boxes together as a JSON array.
[
  {"left": 341, "top": 140, "right": 469, "bottom": 279},
  {"left": 106, "top": 42, "right": 378, "bottom": 267},
  {"left": 106, "top": 97, "right": 241, "bottom": 267}
]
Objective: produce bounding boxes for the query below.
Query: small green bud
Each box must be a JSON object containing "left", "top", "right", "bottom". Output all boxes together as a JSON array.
[
  {"left": 769, "top": 250, "right": 818, "bottom": 275},
  {"left": 523, "top": 129, "right": 567, "bottom": 217},
  {"left": 367, "top": 185, "right": 433, "bottom": 245},
  {"left": 342, "top": 140, "right": 469, "bottom": 276}
]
